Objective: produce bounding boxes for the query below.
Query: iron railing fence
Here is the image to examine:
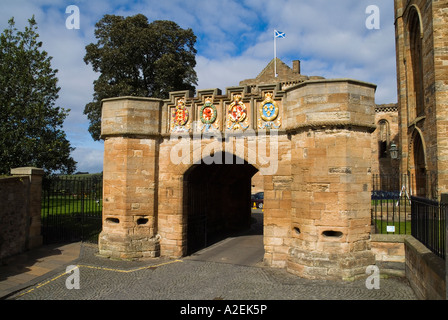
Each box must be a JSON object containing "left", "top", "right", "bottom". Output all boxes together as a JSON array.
[
  {"left": 371, "top": 174, "right": 412, "bottom": 235},
  {"left": 41, "top": 174, "right": 103, "bottom": 244},
  {"left": 371, "top": 172, "right": 446, "bottom": 260},
  {"left": 411, "top": 196, "right": 446, "bottom": 260}
]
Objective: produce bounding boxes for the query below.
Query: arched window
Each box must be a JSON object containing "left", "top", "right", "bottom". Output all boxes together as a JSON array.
[
  {"left": 408, "top": 7, "right": 425, "bottom": 117},
  {"left": 411, "top": 130, "right": 427, "bottom": 197},
  {"left": 378, "top": 120, "right": 390, "bottom": 158}
]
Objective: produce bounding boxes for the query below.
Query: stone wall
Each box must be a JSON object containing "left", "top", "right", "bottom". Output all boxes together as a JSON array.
[
  {"left": 404, "top": 236, "right": 445, "bottom": 300},
  {"left": 99, "top": 77, "right": 378, "bottom": 280},
  {"left": 395, "top": 0, "right": 448, "bottom": 198},
  {"left": 0, "top": 167, "right": 44, "bottom": 261},
  {"left": 284, "top": 79, "right": 377, "bottom": 280},
  {"left": 371, "top": 234, "right": 406, "bottom": 277},
  {"left": 99, "top": 97, "right": 162, "bottom": 260},
  {"left": 371, "top": 234, "right": 446, "bottom": 300}
]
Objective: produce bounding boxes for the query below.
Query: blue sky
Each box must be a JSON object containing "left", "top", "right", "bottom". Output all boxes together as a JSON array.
[{"left": 0, "top": 0, "right": 397, "bottom": 173}]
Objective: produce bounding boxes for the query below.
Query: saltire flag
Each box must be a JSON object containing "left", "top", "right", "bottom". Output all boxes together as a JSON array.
[{"left": 274, "top": 30, "right": 286, "bottom": 38}]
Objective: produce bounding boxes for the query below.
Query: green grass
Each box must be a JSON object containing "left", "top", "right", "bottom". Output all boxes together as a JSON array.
[
  {"left": 40, "top": 174, "right": 103, "bottom": 243},
  {"left": 373, "top": 219, "right": 412, "bottom": 235},
  {"left": 42, "top": 196, "right": 102, "bottom": 216},
  {"left": 371, "top": 198, "right": 412, "bottom": 207}
]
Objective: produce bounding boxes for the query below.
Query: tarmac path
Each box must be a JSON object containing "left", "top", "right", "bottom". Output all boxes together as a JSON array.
[{"left": 2, "top": 211, "right": 418, "bottom": 309}]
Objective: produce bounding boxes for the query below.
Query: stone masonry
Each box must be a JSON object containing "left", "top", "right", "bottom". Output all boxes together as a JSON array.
[
  {"left": 394, "top": 0, "right": 448, "bottom": 199},
  {"left": 99, "top": 60, "right": 378, "bottom": 280},
  {"left": 0, "top": 167, "right": 44, "bottom": 261}
]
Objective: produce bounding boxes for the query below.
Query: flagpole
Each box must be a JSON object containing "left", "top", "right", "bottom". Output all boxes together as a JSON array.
[
  {"left": 274, "top": 30, "right": 277, "bottom": 77},
  {"left": 274, "top": 30, "right": 285, "bottom": 77}
]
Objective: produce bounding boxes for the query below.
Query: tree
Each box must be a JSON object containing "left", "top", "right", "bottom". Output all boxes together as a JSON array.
[
  {"left": 0, "top": 17, "right": 76, "bottom": 175},
  {"left": 84, "top": 14, "right": 198, "bottom": 141}
]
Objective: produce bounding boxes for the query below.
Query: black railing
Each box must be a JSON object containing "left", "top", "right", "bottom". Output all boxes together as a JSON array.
[
  {"left": 41, "top": 174, "right": 103, "bottom": 244},
  {"left": 371, "top": 174, "right": 412, "bottom": 235},
  {"left": 411, "top": 196, "right": 446, "bottom": 260},
  {"left": 371, "top": 173, "right": 446, "bottom": 260}
]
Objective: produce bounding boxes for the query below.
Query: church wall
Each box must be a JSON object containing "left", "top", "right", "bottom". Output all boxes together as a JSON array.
[{"left": 395, "top": 0, "right": 448, "bottom": 198}]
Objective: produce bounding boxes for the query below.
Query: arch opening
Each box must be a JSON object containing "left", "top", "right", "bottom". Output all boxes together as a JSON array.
[
  {"left": 378, "top": 119, "right": 390, "bottom": 159},
  {"left": 411, "top": 131, "right": 427, "bottom": 197},
  {"left": 183, "top": 152, "right": 260, "bottom": 255},
  {"left": 408, "top": 6, "right": 425, "bottom": 118}
]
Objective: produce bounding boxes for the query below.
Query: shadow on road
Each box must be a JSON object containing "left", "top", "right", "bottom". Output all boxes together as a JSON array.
[{"left": 186, "top": 211, "right": 264, "bottom": 267}]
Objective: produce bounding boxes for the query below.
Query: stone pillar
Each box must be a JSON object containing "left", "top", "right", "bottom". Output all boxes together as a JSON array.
[
  {"left": 285, "top": 79, "right": 377, "bottom": 280},
  {"left": 292, "top": 60, "right": 301, "bottom": 74},
  {"left": 11, "top": 167, "right": 44, "bottom": 250},
  {"left": 99, "top": 96, "right": 163, "bottom": 260}
]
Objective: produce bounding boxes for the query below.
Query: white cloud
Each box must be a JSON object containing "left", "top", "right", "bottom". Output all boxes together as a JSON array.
[
  {"left": 196, "top": 55, "right": 268, "bottom": 91},
  {"left": 1, "top": 0, "right": 399, "bottom": 173},
  {"left": 234, "top": 0, "right": 397, "bottom": 103},
  {"left": 71, "top": 146, "right": 104, "bottom": 174}
]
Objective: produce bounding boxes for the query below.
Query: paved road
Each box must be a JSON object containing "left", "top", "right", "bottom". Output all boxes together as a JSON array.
[
  {"left": 187, "top": 211, "right": 265, "bottom": 267},
  {"left": 3, "top": 211, "right": 418, "bottom": 312},
  {"left": 187, "top": 234, "right": 264, "bottom": 267},
  {"left": 6, "top": 244, "right": 417, "bottom": 300}
]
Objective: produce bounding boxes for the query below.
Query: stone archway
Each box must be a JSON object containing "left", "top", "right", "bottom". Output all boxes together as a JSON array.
[
  {"left": 98, "top": 77, "right": 377, "bottom": 280},
  {"left": 183, "top": 152, "right": 258, "bottom": 254}
]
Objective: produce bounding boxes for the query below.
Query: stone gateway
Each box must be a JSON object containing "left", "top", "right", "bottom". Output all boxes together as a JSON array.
[{"left": 99, "top": 59, "right": 378, "bottom": 281}]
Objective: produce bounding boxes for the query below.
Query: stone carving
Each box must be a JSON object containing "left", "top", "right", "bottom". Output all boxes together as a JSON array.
[
  {"left": 227, "top": 94, "right": 249, "bottom": 131},
  {"left": 258, "top": 92, "right": 281, "bottom": 129},
  {"left": 171, "top": 99, "right": 190, "bottom": 132},
  {"left": 199, "top": 97, "right": 219, "bottom": 132}
]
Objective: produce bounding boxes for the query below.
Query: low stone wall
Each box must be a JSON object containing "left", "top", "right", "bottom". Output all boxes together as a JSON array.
[
  {"left": 404, "top": 236, "right": 445, "bottom": 300},
  {"left": 0, "top": 168, "right": 44, "bottom": 261},
  {"left": 371, "top": 234, "right": 446, "bottom": 300},
  {"left": 0, "top": 176, "right": 30, "bottom": 260},
  {"left": 371, "top": 234, "right": 406, "bottom": 277}
]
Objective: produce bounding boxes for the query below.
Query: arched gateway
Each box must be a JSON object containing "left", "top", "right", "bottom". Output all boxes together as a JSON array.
[{"left": 99, "top": 78, "right": 377, "bottom": 280}]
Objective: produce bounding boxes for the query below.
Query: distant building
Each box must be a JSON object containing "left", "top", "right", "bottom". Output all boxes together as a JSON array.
[
  {"left": 239, "top": 58, "right": 324, "bottom": 90},
  {"left": 371, "top": 103, "right": 399, "bottom": 177}
]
